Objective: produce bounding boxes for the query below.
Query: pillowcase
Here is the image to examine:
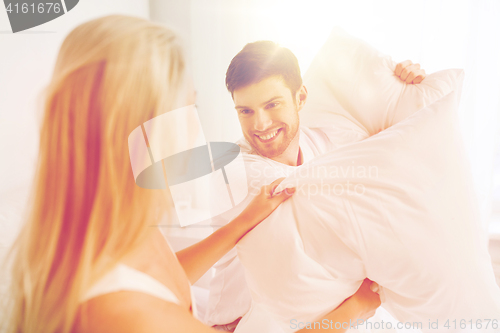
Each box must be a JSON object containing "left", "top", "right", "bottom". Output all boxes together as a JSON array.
[
  {"left": 299, "top": 27, "right": 464, "bottom": 136},
  {"left": 205, "top": 27, "right": 465, "bottom": 327},
  {"left": 236, "top": 82, "right": 500, "bottom": 333}
]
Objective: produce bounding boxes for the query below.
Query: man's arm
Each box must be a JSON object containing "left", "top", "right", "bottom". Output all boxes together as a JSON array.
[{"left": 296, "top": 279, "right": 381, "bottom": 332}]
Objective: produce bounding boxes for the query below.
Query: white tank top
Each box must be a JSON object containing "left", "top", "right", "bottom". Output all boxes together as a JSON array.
[{"left": 81, "top": 263, "right": 197, "bottom": 317}]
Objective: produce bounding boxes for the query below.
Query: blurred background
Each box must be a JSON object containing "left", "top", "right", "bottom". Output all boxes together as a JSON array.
[{"left": 1, "top": 0, "right": 500, "bottom": 305}]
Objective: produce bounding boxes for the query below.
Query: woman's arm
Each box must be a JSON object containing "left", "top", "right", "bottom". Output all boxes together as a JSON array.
[
  {"left": 296, "top": 279, "right": 381, "bottom": 332},
  {"left": 175, "top": 212, "right": 257, "bottom": 285},
  {"left": 176, "top": 178, "right": 295, "bottom": 284}
]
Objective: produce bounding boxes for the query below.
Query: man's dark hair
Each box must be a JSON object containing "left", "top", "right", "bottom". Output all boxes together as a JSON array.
[{"left": 225, "top": 41, "right": 302, "bottom": 97}]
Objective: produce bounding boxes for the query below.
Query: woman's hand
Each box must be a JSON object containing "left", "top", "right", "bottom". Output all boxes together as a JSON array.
[
  {"left": 395, "top": 60, "right": 426, "bottom": 84},
  {"left": 239, "top": 177, "right": 296, "bottom": 227},
  {"left": 343, "top": 278, "right": 382, "bottom": 323},
  {"left": 176, "top": 178, "right": 295, "bottom": 284}
]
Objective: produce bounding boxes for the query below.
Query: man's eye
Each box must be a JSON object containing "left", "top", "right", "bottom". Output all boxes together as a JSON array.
[
  {"left": 267, "top": 102, "right": 278, "bottom": 109},
  {"left": 240, "top": 109, "right": 251, "bottom": 114}
]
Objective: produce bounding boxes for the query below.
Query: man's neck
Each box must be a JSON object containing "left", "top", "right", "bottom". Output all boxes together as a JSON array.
[{"left": 269, "top": 131, "right": 302, "bottom": 167}]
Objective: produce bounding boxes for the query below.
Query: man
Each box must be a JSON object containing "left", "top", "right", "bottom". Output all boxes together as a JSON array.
[{"left": 204, "top": 40, "right": 426, "bottom": 331}]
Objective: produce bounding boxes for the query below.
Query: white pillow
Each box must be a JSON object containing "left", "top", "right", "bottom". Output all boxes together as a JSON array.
[
  {"left": 300, "top": 27, "right": 463, "bottom": 136},
  {"left": 233, "top": 28, "right": 500, "bottom": 332},
  {"left": 236, "top": 83, "right": 500, "bottom": 333}
]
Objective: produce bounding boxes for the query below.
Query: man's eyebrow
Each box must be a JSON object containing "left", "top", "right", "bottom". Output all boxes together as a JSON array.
[
  {"left": 261, "top": 96, "right": 283, "bottom": 106},
  {"left": 234, "top": 96, "right": 283, "bottom": 110}
]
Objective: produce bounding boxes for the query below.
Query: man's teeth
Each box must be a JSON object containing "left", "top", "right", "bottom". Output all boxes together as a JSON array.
[{"left": 258, "top": 129, "right": 279, "bottom": 140}]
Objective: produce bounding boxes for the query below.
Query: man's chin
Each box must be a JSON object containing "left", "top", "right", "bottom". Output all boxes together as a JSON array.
[{"left": 254, "top": 142, "right": 285, "bottom": 159}]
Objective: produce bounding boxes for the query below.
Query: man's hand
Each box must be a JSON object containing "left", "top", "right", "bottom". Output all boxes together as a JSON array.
[{"left": 394, "top": 60, "right": 426, "bottom": 84}]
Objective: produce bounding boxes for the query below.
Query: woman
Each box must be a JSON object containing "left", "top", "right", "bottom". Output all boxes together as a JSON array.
[{"left": 6, "top": 15, "right": 380, "bottom": 333}]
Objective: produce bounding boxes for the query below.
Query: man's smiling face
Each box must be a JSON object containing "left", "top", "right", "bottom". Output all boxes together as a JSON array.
[{"left": 233, "top": 76, "right": 301, "bottom": 160}]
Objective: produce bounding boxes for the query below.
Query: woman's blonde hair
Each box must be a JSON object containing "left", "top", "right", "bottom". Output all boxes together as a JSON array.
[{"left": 6, "top": 15, "right": 188, "bottom": 333}]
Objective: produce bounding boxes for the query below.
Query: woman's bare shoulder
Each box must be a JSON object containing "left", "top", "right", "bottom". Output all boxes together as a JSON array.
[{"left": 74, "top": 291, "right": 214, "bottom": 333}]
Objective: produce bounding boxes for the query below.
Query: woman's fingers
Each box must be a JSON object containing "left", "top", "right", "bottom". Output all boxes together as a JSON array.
[
  {"left": 273, "top": 187, "right": 296, "bottom": 201},
  {"left": 263, "top": 178, "right": 296, "bottom": 204},
  {"left": 266, "top": 177, "right": 286, "bottom": 196}
]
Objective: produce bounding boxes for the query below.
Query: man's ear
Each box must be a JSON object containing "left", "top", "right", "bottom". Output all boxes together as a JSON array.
[{"left": 296, "top": 85, "right": 308, "bottom": 112}]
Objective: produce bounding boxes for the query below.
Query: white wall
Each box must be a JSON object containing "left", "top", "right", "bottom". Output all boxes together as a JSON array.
[{"left": 0, "top": 1, "right": 150, "bottom": 195}]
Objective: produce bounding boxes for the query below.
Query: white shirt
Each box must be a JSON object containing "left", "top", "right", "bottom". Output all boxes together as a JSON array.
[
  {"left": 82, "top": 263, "right": 198, "bottom": 318},
  {"left": 204, "top": 124, "right": 368, "bottom": 326}
]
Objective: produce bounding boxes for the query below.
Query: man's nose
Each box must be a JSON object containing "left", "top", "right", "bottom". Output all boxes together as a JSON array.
[{"left": 253, "top": 110, "right": 273, "bottom": 132}]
